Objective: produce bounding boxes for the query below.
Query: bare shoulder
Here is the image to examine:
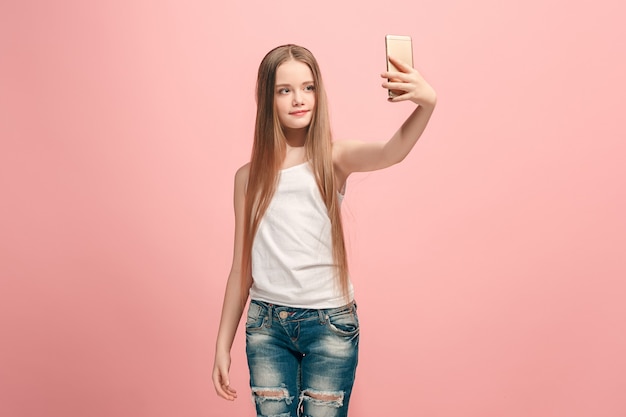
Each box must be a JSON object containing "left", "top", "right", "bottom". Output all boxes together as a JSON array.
[
  {"left": 332, "top": 139, "right": 350, "bottom": 156},
  {"left": 232, "top": 162, "right": 250, "bottom": 200},
  {"left": 235, "top": 162, "right": 250, "bottom": 179},
  {"left": 234, "top": 162, "right": 251, "bottom": 187},
  {"left": 332, "top": 140, "right": 357, "bottom": 165},
  {"left": 235, "top": 163, "right": 250, "bottom": 211}
]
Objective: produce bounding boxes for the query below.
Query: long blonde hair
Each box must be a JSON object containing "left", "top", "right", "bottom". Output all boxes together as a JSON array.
[{"left": 241, "top": 44, "right": 349, "bottom": 302}]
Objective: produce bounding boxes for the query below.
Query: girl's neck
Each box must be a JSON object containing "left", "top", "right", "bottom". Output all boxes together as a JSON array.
[
  {"left": 283, "top": 141, "right": 306, "bottom": 169},
  {"left": 283, "top": 127, "right": 307, "bottom": 148}
]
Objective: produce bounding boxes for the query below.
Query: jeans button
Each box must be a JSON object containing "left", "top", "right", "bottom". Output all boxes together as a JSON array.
[{"left": 279, "top": 311, "right": 289, "bottom": 319}]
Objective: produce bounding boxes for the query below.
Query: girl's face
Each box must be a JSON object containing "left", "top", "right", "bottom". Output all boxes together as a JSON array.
[{"left": 274, "top": 60, "right": 316, "bottom": 131}]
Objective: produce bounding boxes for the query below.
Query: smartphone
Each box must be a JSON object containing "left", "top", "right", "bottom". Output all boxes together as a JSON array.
[{"left": 385, "top": 35, "right": 414, "bottom": 98}]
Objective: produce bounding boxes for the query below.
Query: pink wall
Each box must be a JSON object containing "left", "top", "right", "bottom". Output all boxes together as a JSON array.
[{"left": 1, "top": 1, "right": 625, "bottom": 416}]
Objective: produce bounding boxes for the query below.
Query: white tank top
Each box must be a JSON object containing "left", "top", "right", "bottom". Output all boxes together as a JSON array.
[{"left": 249, "top": 162, "right": 354, "bottom": 308}]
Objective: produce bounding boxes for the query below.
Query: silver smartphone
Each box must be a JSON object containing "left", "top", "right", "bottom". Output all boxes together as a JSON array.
[{"left": 385, "top": 35, "right": 414, "bottom": 97}]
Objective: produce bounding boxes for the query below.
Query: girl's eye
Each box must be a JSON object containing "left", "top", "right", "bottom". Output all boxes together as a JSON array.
[
  {"left": 278, "top": 88, "right": 290, "bottom": 94},
  {"left": 305, "top": 84, "right": 315, "bottom": 91}
]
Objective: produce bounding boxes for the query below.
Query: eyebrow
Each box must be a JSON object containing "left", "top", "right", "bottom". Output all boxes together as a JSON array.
[{"left": 275, "top": 81, "right": 315, "bottom": 88}]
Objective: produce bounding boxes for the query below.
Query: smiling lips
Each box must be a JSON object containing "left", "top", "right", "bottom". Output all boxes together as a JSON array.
[{"left": 289, "top": 110, "right": 309, "bottom": 116}]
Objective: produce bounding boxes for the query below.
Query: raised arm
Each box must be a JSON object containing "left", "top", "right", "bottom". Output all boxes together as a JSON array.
[
  {"left": 212, "top": 163, "right": 251, "bottom": 401},
  {"left": 333, "top": 56, "right": 436, "bottom": 181}
]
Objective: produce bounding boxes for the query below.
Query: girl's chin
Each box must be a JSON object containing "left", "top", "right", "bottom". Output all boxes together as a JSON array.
[{"left": 282, "top": 123, "right": 311, "bottom": 131}]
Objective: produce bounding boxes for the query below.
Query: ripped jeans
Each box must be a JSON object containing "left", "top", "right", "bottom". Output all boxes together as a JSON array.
[{"left": 245, "top": 299, "right": 359, "bottom": 417}]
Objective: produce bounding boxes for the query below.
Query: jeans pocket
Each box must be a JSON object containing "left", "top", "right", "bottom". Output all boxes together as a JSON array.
[
  {"left": 326, "top": 308, "right": 359, "bottom": 337},
  {"left": 246, "top": 301, "right": 266, "bottom": 331}
]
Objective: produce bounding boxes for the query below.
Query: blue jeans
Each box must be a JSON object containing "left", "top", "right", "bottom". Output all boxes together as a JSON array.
[{"left": 245, "top": 299, "right": 360, "bottom": 417}]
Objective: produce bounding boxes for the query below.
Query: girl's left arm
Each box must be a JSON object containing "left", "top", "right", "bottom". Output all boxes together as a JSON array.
[{"left": 333, "top": 56, "right": 437, "bottom": 177}]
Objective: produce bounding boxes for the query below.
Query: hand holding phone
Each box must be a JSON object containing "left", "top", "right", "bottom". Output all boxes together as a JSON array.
[
  {"left": 385, "top": 35, "right": 414, "bottom": 98},
  {"left": 382, "top": 35, "right": 436, "bottom": 107}
]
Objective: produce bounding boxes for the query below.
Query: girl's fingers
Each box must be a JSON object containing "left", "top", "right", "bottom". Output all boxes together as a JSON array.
[
  {"left": 217, "top": 383, "right": 237, "bottom": 401},
  {"left": 221, "top": 383, "right": 237, "bottom": 400},
  {"left": 214, "top": 382, "right": 228, "bottom": 399},
  {"left": 380, "top": 70, "right": 412, "bottom": 82},
  {"left": 388, "top": 92, "right": 412, "bottom": 102},
  {"left": 382, "top": 58, "right": 435, "bottom": 106},
  {"left": 387, "top": 55, "right": 412, "bottom": 72},
  {"left": 213, "top": 369, "right": 237, "bottom": 401},
  {"left": 382, "top": 81, "right": 411, "bottom": 92}
]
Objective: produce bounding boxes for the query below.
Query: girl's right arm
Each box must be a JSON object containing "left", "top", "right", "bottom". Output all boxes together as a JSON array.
[{"left": 212, "top": 164, "right": 251, "bottom": 401}]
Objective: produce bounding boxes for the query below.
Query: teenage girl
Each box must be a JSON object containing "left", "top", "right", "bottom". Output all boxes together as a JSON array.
[{"left": 212, "top": 44, "right": 436, "bottom": 417}]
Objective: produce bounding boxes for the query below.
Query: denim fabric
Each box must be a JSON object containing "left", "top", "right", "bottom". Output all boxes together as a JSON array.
[{"left": 246, "top": 299, "right": 359, "bottom": 417}]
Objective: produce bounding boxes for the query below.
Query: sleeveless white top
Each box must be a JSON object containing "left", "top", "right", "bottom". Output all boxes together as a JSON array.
[{"left": 249, "top": 162, "right": 354, "bottom": 308}]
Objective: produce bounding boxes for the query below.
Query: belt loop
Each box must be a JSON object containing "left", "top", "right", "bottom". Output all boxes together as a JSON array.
[
  {"left": 267, "top": 304, "right": 273, "bottom": 328},
  {"left": 317, "top": 308, "right": 326, "bottom": 324}
]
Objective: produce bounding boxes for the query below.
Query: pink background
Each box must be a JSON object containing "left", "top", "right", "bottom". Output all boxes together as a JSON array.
[{"left": 1, "top": 0, "right": 625, "bottom": 416}]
